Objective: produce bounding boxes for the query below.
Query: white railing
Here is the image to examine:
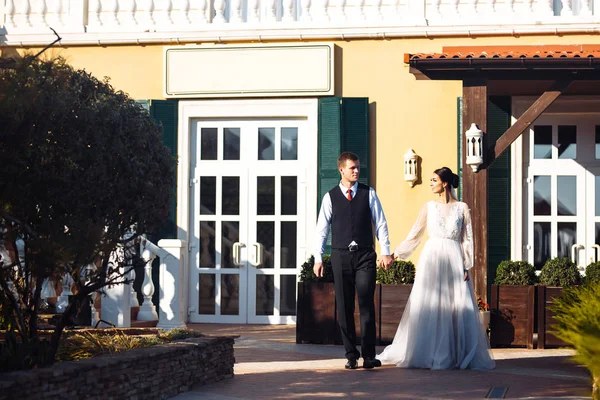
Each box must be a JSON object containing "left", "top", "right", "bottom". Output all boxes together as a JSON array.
[{"left": 1, "top": 0, "right": 598, "bottom": 38}]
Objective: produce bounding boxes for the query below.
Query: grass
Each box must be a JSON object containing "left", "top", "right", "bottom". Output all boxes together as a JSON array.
[{"left": 56, "top": 328, "right": 204, "bottom": 361}]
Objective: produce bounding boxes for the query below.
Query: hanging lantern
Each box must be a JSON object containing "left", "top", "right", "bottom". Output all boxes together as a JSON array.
[
  {"left": 404, "top": 148, "right": 418, "bottom": 187},
  {"left": 465, "top": 123, "right": 484, "bottom": 172}
]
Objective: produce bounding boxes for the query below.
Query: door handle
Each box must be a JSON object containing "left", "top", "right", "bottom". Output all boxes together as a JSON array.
[
  {"left": 592, "top": 244, "right": 600, "bottom": 263},
  {"left": 250, "top": 242, "right": 264, "bottom": 267},
  {"left": 232, "top": 242, "right": 245, "bottom": 266},
  {"left": 571, "top": 244, "right": 585, "bottom": 270}
]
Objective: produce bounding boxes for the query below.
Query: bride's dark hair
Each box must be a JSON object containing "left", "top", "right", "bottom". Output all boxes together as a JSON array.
[{"left": 434, "top": 167, "right": 459, "bottom": 188}]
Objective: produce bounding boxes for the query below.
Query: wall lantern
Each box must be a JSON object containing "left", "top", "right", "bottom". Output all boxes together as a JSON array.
[
  {"left": 465, "top": 123, "right": 484, "bottom": 172},
  {"left": 404, "top": 148, "right": 419, "bottom": 187}
]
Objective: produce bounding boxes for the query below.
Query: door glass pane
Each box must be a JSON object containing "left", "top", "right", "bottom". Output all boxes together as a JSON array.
[
  {"left": 257, "top": 222, "right": 274, "bottom": 269},
  {"left": 200, "top": 221, "right": 215, "bottom": 268},
  {"left": 280, "top": 275, "right": 297, "bottom": 316},
  {"left": 281, "top": 176, "right": 297, "bottom": 215},
  {"left": 534, "top": 176, "right": 551, "bottom": 216},
  {"left": 257, "top": 177, "right": 275, "bottom": 215},
  {"left": 558, "top": 126, "right": 576, "bottom": 159},
  {"left": 534, "top": 222, "right": 551, "bottom": 270},
  {"left": 534, "top": 125, "right": 552, "bottom": 159},
  {"left": 281, "top": 127, "right": 298, "bottom": 160},
  {"left": 595, "top": 126, "right": 600, "bottom": 159},
  {"left": 596, "top": 222, "right": 600, "bottom": 247},
  {"left": 256, "top": 275, "right": 274, "bottom": 315},
  {"left": 201, "top": 128, "right": 218, "bottom": 160},
  {"left": 258, "top": 128, "right": 275, "bottom": 160},
  {"left": 281, "top": 222, "right": 297, "bottom": 269},
  {"left": 222, "top": 177, "right": 240, "bottom": 215},
  {"left": 221, "top": 221, "right": 239, "bottom": 269},
  {"left": 223, "top": 128, "right": 240, "bottom": 160},
  {"left": 221, "top": 274, "right": 239, "bottom": 315},
  {"left": 596, "top": 176, "right": 600, "bottom": 216},
  {"left": 557, "top": 176, "right": 577, "bottom": 216},
  {"left": 557, "top": 222, "right": 577, "bottom": 259},
  {"left": 200, "top": 177, "right": 216, "bottom": 215},
  {"left": 199, "top": 274, "right": 215, "bottom": 314}
]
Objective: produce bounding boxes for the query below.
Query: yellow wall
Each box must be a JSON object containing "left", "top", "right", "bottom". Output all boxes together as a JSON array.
[{"left": 8, "top": 33, "right": 599, "bottom": 261}]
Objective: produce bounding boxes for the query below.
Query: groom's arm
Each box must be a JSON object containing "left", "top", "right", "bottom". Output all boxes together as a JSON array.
[{"left": 368, "top": 188, "right": 392, "bottom": 267}]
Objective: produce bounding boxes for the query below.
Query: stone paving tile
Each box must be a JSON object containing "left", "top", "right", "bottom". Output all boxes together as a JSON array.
[{"left": 173, "top": 324, "right": 592, "bottom": 400}]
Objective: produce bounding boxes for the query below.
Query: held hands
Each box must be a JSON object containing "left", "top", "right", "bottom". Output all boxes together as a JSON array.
[
  {"left": 314, "top": 262, "right": 324, "bottom": 278},
  {"left": 378, "top": 255, "right": 394, "bottom": 270}
]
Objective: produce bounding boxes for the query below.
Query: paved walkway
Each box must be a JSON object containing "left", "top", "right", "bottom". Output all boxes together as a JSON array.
[{"left": 172, "top": 324, "right": 592, "bottom": 400}]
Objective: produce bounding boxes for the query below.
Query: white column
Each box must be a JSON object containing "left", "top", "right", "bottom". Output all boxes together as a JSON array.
[
  {"left": 213, "top": 0, "right": 226, "bottom": 22},
  {"left": 137, "top": 248, "right": 159, "bottom": 320},
  {"left": 129, "top": 268, "right": 139, "bottom": 307},
  {"left": 300, "top": 0, "right": 312, "bottom": 21},
  {"left": 157, "top": 239, "right": 188, "bottom": 330},
  {"left": 100, "top": 261, "right": 132, "bottom": 328}
]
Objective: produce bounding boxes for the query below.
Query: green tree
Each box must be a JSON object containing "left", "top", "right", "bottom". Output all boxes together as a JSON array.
[
  {"left": 552, "top": 283, "right": 600, "bottom": 399},
  {"left": 0, "top": 56, "right": 174, "bottom": 369}
]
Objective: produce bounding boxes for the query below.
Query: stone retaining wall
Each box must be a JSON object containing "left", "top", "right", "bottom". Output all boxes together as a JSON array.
[{"left": 0, "top": 336, "right": 235, "bottom": 400}]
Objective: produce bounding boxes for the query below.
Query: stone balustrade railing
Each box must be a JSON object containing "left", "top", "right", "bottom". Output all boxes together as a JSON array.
[{"left": 1, "top": 0, "right": 598, "bottom": 39}]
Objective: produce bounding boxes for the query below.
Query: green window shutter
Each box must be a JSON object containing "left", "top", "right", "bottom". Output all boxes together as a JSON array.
[
  {"left": 149, "top": 99, "right": 178, "bottom": 240},
  {"left": 457, "top": 97, "right": 463, "bottom": 201},
  {"left": 487, "top": 96, "right": 511, "bottom": 288},
  {"left": 317, "top": 97, "right": 370, "bottom": 253}
]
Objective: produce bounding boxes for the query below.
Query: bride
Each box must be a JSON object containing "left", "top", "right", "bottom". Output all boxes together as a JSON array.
[{"left": 376, "top": 167, "right": 495, "bottom": 370}]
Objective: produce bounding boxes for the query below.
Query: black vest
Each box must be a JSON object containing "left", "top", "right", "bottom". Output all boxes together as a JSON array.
[{"left": 329, "top": 183, "right": 373, "bottom": 249}]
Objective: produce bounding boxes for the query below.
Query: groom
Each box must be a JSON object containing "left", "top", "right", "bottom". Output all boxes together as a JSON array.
[{"left": 314, "top": 151, "right": 394, "bottom": 369}]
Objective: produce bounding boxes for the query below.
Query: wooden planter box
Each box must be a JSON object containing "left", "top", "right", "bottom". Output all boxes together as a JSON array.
[
  {"left": 537, "top": 286, "right": 570, "bottom": 349},
  {"left": 296, "top": 282, "right": 337, "bottom": 344},
  {"left": 489, "top": 284, "right": 535, "bottom": 349},
  {"left": 379, "top": 284, "right": 413, "bottom": 345}
]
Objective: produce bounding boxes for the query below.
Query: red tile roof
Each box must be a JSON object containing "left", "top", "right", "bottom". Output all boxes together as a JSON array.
[{"left": 405, "top": 45, "right": 600, "bottom": 63}]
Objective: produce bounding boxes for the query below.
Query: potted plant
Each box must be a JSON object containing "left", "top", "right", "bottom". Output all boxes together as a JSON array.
[
  {"left": 584, "top": 261, "right": 600, "bottom": 285},
  {"left": 377, "top": 260, "right": 415, "bottom": 344},
  {"left": 296, "top": 255, "right": 337, "bottom": 344},
  {"left": 537, "top": 257, "right": 582, "bottom": 349},
  {"left": 490, "top": 260, "right": 538, "bottom": 348}
]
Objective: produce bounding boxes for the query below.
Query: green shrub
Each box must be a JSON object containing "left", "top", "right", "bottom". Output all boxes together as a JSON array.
[
  {"left": 539, "top": 257, "right": 582, "bottom": 287},
  {"left": 551, "top": 283, "right": 600, "bottom": 399},
  {"left": 376, "top": 260, "right": 415, "bottom": 284},
  {"left": 299, "top": 255, "right": 334, "bottom": 283},
  {"left": 494, "top": 260, "right": 538, "bottom": 285},
  {"left": 585, "top": 262, "right": 600, "bottom": 285}
]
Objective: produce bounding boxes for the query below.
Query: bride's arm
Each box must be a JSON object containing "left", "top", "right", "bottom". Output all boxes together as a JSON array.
[
  {"left": 460, "top": 205, "right": 474, "bottom": 270},
  {"left": 393, "top": 203, "right": 428, "bottom": 260}
]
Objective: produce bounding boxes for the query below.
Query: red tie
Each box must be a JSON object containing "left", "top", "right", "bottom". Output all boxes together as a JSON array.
[{"left": 347, "top": 189, "right": 353, "bottom": 201}]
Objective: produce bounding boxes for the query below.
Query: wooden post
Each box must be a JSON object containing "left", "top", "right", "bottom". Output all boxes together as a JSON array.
[{"left": 462, "top": 78, "right": 488, "bottom": 303}]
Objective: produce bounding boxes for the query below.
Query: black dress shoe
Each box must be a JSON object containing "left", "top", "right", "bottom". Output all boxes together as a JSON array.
[
  {"left": 362, "top": 358, "right": 382, "bottom": 369},
  {"left": 345, "top": 359, "right": 358, "bottom": 369}
]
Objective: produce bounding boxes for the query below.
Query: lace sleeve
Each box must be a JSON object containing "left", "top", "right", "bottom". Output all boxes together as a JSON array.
[
  {"left": 393, "top": 203, "right": 428, "bottom": 260},
  {"left": 461, "top": 204, "right": 474, "bottom": 270}
]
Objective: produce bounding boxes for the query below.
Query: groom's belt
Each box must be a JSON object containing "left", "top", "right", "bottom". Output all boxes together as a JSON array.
[{"left": 332, "top": 244, "right": 373, "bottom": 252}]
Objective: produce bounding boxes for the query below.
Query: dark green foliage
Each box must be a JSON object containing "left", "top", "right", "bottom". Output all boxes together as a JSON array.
[
  {"left": 539, "top": 258, "right": 583, "bottom": 287},
  {"left": 376, "top": 260, "right": 415, "bottom": 285},
  {"left": 0, "top": 56, "right": 174, "bottom": 369},
  {"left": 585, "top": 262, "right": 600, "bottom": 285},
  {"left": 0, "top": 331, "right": 51, "bottom": 372},
  {"left": 299, "top": 255, "right": 334, "bottom": 283},
  {"left": 551, "top": 283, "right": 600, "bottom": 399},
  {"left": 494, "top": 260, "right": 538, "bottom": 285}
]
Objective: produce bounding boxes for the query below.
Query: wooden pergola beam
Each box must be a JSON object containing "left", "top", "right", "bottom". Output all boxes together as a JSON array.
[
  {"left": 490, "top": 80, "right": 572, "bottom": 162},
  {"left": 462, "top": 78, "right": 488, "bottom": 303}
]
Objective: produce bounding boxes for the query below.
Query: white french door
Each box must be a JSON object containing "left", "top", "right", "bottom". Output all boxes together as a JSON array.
[
  {"left": 524, "top": 115, "right": 600, "bottom": 272},
  {"left": 188, "top": 118, "right": 310, "bottom": 323}
]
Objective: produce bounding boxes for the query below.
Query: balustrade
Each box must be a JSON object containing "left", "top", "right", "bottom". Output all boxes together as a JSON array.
[{"left": 2, "top": 0, "right": 597, "bottom": 37}]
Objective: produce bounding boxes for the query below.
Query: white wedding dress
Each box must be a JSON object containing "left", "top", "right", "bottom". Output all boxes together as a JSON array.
[{"left": 376, "top": 201, "right": 495, "bottom": 370}]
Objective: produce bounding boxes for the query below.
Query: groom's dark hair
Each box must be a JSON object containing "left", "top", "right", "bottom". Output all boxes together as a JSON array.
[{"left": 337, "top": 152, "right": 359, "bottom": 168}]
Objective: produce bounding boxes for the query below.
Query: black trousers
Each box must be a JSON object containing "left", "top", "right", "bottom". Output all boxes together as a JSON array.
[{"left": 331, "top": 247, "right": 377, "bottom": 360}]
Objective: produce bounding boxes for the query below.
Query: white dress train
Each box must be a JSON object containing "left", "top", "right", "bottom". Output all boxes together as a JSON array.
[{"left": 376, "top": 201, "right": 495, "bottom": 370}]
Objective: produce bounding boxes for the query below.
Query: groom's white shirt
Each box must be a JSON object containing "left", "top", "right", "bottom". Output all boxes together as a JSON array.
[{"left": 314, "top": 182, "right": 391, "bottom": 263}]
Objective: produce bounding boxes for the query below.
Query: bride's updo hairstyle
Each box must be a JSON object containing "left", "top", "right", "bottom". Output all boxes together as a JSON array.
[{"left": 434, "top": 167, "right": 460, "bottom": 189}]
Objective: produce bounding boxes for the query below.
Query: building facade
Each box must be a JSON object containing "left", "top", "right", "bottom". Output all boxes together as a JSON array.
[{"left": 2, "top": 0, "right": 599, "bottom": 325}]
